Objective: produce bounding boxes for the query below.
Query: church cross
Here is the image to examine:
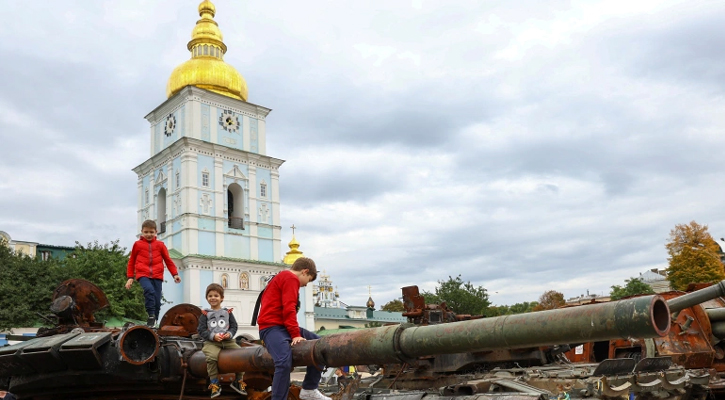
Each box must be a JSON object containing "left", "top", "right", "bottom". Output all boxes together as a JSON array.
[{"left": 291, "top": 224, "right": 296, "bottom": 235}]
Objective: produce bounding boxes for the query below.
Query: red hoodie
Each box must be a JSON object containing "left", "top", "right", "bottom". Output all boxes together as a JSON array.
[
  {"left": 257, "top": 270, "right": 301, "bottom": 339},
  {"left": 126, "top": 237, "right": 178, "bottom": 280}
]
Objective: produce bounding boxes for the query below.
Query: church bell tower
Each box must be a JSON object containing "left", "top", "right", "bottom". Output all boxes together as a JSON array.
[{"left": 132, "top": 0, "right": 287, "bottom": 336}]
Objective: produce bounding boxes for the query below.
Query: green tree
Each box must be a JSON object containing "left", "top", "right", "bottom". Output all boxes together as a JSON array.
[
  {"left": 533, "top": 290, "right": 565, "bottom": 311},
  {"left": 0, "top": 242, "right": 64, "bottom": 331},
  {"left": 381, "top": 299, "right": 405, "bottom": 312},
  {"left": 610, "top": 278, "right": 655, "bottom": 300},
  {"left": 666, "top": 221, "right": 725, "bottom": 291},
  {"left": 423, "top": 275, "right": 490, "bottom": 315},
  {"left": 62, "top": 240, "right": 146, "bottom": 321},
  {"left": 509, "top": 301, "right": 538, "bottom": 314}
]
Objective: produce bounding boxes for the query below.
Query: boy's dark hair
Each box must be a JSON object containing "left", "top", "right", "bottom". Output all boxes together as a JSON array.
[
  {"left": 141, "top": 219, "right": 157, "bottom": 230},
  {"left": 206, "top": 283, "right": 224, "bottom": 298},
  {"left": 291, "top": 257, "right": 317, "bottom": 281}
]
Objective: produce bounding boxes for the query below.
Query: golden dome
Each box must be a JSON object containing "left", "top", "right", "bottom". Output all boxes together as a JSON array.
[
  {"left": 166, "top": 1, "right": 248, "bottom": 101},
  {"left": 283, "top": 235, "right": 304, "bottom": 265}
]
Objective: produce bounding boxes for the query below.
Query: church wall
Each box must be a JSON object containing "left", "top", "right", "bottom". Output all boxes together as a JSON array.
[
  {"left": 164, "top": 266, "right": 184, "bottom": 311},
  {"left": 256, "top": 168, "right": 271, "bottom": 199},
  {"left": 198, "top": 269, "right": 214, "bottom": 302},
  {"left": 196, "top": 154, "right": 215, "bottom": 216},
  {"left": 198, "top": 231, "right": 216, "bottom": 255},
  {"left": 225, "top": 234, "right": 250, "bottom": 259},
  {"left": 222, "top": 160, "right": 249, "bottom": 177},
  {"left": 249, "top": 117, "right": 258, "bottom": 154},
  {"left": 200, "top": 103, "right": 211, "bottom": 141},
  {"left": 258, "top": 239, "right": 274, "bottom": 262},
  {"left": 258, "top": 119, "right": 266, "bottom": 155},
  {"left": 154, "top": 122, "right": 161, "bottom": 154},
  {"left": 172, "top": 232, "right": 182, "bottom": 251}
]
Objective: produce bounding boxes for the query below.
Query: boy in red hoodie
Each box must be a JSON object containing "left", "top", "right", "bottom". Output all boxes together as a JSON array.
[
  {"left": 257, "top": 257, "right": 331, "bottom": 400},
  {"left": 125, "top": 219, "right": 181, "bottom": 326}
]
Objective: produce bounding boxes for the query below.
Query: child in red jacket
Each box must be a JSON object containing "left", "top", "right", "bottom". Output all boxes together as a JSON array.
[
  {"left": 125, "top": 219, "right": 181, "bottom": 326},
  {"left": 257, "top": 257, "right": 331, "bottom": 400}
]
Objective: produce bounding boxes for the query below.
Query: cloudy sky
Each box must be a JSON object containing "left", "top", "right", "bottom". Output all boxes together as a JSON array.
[{"left": 2, "top": 0, "right": 725, "bottom": 308}]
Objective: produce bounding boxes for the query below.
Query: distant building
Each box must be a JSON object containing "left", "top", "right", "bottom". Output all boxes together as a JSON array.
[
  {"left": 638, "top": 268, "right": 671, "bottom": 293},
  {"left": 0, "top": 231, "right": 75, "bottom": 261},
  {"left": 311, "top": 272, "right": 406, "bottom": 331},
  {"left": 566, "top": 290, "right": 611, "bottom": 305}
]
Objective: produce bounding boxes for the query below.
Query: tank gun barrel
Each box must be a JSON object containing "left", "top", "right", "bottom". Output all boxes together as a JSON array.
[
  {"left": 666, "top": 280, "right": 725, "bottom": 313},
  {"left": 189, "top": 295, "right": 669, "bottom": 376}
]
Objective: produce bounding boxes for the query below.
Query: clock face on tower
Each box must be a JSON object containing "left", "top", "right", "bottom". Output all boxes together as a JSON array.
[
  {"left": 219, "top": 110, "right": 240, "bottom": 134},
  {"left": 164, "top": 114, "right": 176, "bottom": 137}
]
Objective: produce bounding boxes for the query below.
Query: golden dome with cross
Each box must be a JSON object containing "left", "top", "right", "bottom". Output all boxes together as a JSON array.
[{"left": 166, "top": 1, "right": 248, "bottom": 101}]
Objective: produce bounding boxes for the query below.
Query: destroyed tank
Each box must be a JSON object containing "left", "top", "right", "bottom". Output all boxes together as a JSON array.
[
  {"left": 0, "top": 277, "right": 715, "bottom": 400},
  {"left": 343, "top": 283, "right": 725, "bottom": 400}
]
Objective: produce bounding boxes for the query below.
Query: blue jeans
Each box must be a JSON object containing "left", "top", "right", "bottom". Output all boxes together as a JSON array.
[
  {"left": 260, "top": 326, "right": 322, "bottom": 400},
  {"left": 138, "top": 277, "right": 162, "bottom": 318}
]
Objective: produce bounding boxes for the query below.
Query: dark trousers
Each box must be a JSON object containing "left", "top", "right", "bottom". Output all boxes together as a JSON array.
[
  {"left": 138, "top": 277, "right": 162, "bottom": 318},
  {"left": 260, "top": 326, "right": 322, "bottom": 400}
]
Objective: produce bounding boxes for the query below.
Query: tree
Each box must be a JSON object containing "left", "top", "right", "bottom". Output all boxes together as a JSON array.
[
  {"left": 610, "top": 278, "right": 655, "bottom": 300},
  {"left": 533, "top": 290, "right": 565, "bottom": 311},
  {"left": 381, "top": 299, "right": 405, "bottom": 312},
  {"left": 0, "top": 242, "right": 64, "bottom": 331},
  {"left": 62, "top": 240, "right": 147, "bottom": 321},
  {"left": 666, "top": 221, "right": 725, "bottom": 291},
  {"left": 423, "top": 275, "right": 490, "bottom": 315}
]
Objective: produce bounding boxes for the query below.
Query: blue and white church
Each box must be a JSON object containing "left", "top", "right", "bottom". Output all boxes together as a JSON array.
[{"left": 132, "top": 1, "right": 311, "bottom": 337}]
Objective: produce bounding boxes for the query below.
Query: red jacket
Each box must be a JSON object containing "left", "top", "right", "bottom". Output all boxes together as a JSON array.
[
  {"left": 127, "top": 237, "right": 178, "bottom": 280},
  {"left": 257, "top": 270, "right": 301, "bottom": 338}
]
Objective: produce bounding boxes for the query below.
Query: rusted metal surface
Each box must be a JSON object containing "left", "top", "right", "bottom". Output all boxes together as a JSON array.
[
  {"left": 157, "top": 303, "right": 202, "bottom": 337},
  {"left": 118, "top": 325, "right": 160, "bottom": 365},
  {"left": 668, "top": 281, "right": 725, "bottom": 313},
  {"left": 36, "top": 279, "right": 112, "bottom": 337}
]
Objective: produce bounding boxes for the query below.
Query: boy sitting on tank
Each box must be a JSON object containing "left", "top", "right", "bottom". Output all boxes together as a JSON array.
[{"left": 198, "top": 283, "right": 246, "bottom": 398}]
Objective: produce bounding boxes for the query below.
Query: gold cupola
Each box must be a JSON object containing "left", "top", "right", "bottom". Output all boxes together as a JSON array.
[
  {"left": 283, "top": 234, "right": 304, "bottom": 265},
  {"left": 166, "top": 1, "right": 248, "bottom": 101}
]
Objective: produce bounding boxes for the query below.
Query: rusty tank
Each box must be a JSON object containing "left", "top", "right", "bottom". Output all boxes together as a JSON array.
[
  {"left": 341, "top": 283, "right": 725, "bottom": 400},
  {"left": 0, "top": 278, "right": 712, "bottom": 400}
]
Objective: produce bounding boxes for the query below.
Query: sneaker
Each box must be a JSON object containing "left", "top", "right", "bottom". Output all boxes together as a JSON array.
[
  {"left": 300, "top": 389, "right": 331, "bottom": 400},
  {"left": 230, "top": 379, "right": 247, "bottom": 395},
  {"left": 146, "top": 315, "right": 156, "bottom": 327},
  {"left": 209, "top": 380, "right": 222, "bottom": 398}
]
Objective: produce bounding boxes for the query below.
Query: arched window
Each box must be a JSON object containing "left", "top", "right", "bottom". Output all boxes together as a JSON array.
[
  {"left": 157, "top": 187, "right": 167, "bottom": 233},
  {"left": 239, "top": 273, "right": 249, "bottom": 290},
  {"left": 227, "top": 182, "right": 244, "bottom": 229},
  {"left": 221, "top": 274, "right": 229, "bottom": 289}
]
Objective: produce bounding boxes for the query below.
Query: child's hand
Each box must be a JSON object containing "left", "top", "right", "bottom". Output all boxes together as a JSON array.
[
  {"left": 173, "top": 275, "right": 181, "bottom": 283},
  {"left": 125, "top": 278, "right": 134, "bottom": 290},
  {"left": 214, "top": 333, "right": 224, "bottom": 342}
]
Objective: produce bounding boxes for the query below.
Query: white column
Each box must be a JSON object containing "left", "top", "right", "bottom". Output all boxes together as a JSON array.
[
  {"left": 190, "top": 100, "right": 201, "bottom": 139},
  {"left": 258, "top": 119, "right": 266, "bottom": 155}
]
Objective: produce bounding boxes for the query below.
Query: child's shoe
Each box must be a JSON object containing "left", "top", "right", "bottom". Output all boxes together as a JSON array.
[
  {"left": 209, "top": 379, "right": 222, "bottom": 398},
  {"left": 300, "top": 389, "right": 331, "bottom": 400},
  {"left": 230, "top": 379, "right": 247, "bottom": 395},
  {"left": 146, "top": 315, "right": 156, "bottom": 327}
]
